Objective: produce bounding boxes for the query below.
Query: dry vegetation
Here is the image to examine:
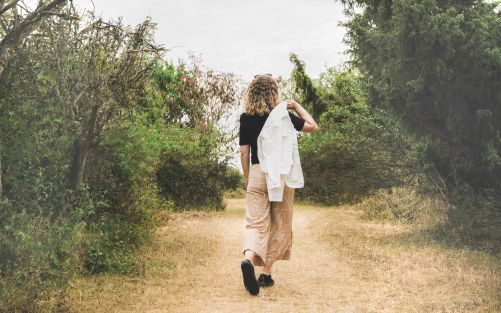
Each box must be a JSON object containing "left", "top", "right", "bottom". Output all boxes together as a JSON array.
[{"left": 67, "top": 197, "right": 501, "bottom": 313}]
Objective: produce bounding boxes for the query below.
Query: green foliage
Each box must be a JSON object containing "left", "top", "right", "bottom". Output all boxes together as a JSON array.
[
  {"left": 341, "top": 0, "right": 501, "bottom": 250},
  {"left": 299, "top": 106, "right": 416, "bottom": 204},
  {"left": 289, "top": 53, "right": 324, "bottom": 119},
  {"left": 80, "top": 121, "right": 173, "bottom": 274},
  {"left": 0, "top": 186, "right": 89, "bottom": 312},
  {"left": 0, "top": 29, "right": 82, "bottom": 310},
  {"left": 0, "top": 8, "right": 240, "bottom": 312},
  {"left": 80, "top": 219, "right": 147, "bottom": 274},
  {"left": 156, "top": 127, "right": 240, "bottom": 210},
  {"left": 150, "top": 62, "right": 202, "bottom": 125},
  {"left": 438, "top": 185, "right": 501, "bottom": 251},
  {"left": 290, "top": 63, "right": 418, "bottom": 204},
  {"left": 151, "top": 59, "right": 241, "bottom": 142}
]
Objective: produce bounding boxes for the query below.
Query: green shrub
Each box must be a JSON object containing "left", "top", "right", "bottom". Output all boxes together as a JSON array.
[
  {"left": 80, "top": 121, "right": 173, "bottom": 274},
  {"left": 157, "top": 158, "right": 239, "bottom": 210},
  {"left": 298, "top": 104, "right": 417, "bottom": 204},
  {"left": 80, "top": 219, "right": 146, "bottom": 274},
  {"left": 79, "top": 121, "right": 239, "bottom": 274},
  {"left": 288, "top": 63, "right": 419, "bottom": 205},
  {"left": 0, "top": 186, "right": 91, "bottom": 312},
  {"left": 156, "top": 128, "right": 240, "bottom": 210},
  {"left": 0, "top": 72, "right": 85, "bottom": 310},
  {"left": 437, "top": 186, "right": 501, "bottom": 252}
]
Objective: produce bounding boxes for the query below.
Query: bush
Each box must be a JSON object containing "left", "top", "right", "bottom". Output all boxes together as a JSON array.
[
  {"left": 287, "top": 63, "right": 419, "bottom": 205},
  {"left": 80, "top": 219, "right": 146, "bottom": 274},
  {"left": 0, "top": 187, "right": 89, "bottom": 312},
  {"left": 0, "top": 66, "right": 84, "bottom": 310},
  {"left": 298, "top": 71, "right": 419, "bottom": 204},
  {"left": 80, "top": 121, "right": 173, "bottom": 274},
  {"left": 297, "top": 100, "right": 418, "bottom": 204},
  {"left": 156, "top": 128, "right": 240, "bottom": 210},
  {"left": 438, "top": 186, "right": 501, "bottom": 252},
  {"left": 79, "top": 121, "right": 240, "bottom": 274}
]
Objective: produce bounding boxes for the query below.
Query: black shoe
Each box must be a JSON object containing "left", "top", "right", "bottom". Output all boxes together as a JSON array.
[
  {"left": 241, "top": 259, "right": 259, "bottom": 295},
  {"left": 257, "top": 273, "right": 274, "bottom": 287}
]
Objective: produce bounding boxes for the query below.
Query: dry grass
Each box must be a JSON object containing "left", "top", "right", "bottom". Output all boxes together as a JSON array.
[
  {"left": 66, "top": 198, "right": 501, "bottom": 313},
  {"left": 319, "top": 205, "right": 501, "bottom": 313}
]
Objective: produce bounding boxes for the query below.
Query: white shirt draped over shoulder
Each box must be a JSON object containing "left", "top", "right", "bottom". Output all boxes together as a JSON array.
[{"left": 257, "top": 101, "right": 304, "bottom": 202}]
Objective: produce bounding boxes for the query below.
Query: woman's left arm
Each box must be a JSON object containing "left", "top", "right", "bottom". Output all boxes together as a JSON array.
[{"left": 240, "top": 145, "right": 250, "bottom": 188}]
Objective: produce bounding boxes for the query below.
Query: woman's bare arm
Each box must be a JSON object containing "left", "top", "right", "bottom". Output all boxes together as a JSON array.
[
  {"left": 240, "top": 144, "right": 250, "bottom": 188},
  {"left": 287, "top": 100, "right": 320, "bottom": 133}
]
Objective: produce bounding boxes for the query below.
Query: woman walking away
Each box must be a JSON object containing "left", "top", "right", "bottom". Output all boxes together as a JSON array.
[{"left": 239, "top": 74, "right": 319, "bottom": 295}]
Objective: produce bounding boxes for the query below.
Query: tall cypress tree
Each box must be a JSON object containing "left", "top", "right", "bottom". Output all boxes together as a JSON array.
[{"left": 340, "top": 0, "right": 501, "bottom": 248}]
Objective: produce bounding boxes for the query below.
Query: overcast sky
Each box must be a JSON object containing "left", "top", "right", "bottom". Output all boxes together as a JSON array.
[{"left": 76, "top": 0, "right": 349, "bottom": 81}]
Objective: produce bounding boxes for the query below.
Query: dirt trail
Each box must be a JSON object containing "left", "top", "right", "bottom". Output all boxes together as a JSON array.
[
  {"left": 140, "top": 199, "right": 358, "bottom": 312},
  {"left": 68, "top": 198, "right": 501, "bottom": 313}
]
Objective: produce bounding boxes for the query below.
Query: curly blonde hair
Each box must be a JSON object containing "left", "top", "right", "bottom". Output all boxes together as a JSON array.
[{"left": 244, "top": 74, "right": 279, "bottom": 116}]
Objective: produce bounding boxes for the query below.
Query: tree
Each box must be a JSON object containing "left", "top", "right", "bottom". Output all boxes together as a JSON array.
[
  {"left": 0, "top": 0, "right": 69, "bottom": 77},
  {"left": 339, "top": 0, "right": 501, "bottom": 247},
  {"left": 289, "top": 53, "right": 324, "bottom": 120},
  {"left": 0, "top": 0, "right": 68, "bottom": 199},
  {"left": 152, "top": 55, "right": 242, "bottom": 150},
  {"left": 30, "top": 14, "right": 163, "bottom": 189}
]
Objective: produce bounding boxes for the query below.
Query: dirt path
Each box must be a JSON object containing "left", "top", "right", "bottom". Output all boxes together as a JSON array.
[{"left": 68, "top": 199, "right": 501, "bottom": 313}]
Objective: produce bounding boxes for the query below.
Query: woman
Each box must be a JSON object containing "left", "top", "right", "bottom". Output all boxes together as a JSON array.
[{"left": 239, "top": 74, "right": 319, "bottom": 295}]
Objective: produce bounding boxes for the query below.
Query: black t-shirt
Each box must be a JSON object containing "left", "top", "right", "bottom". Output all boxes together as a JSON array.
[{"left": 239, "top": 112, "right": 305, "bottom": 164}]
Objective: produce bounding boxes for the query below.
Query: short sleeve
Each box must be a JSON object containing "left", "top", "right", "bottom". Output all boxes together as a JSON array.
[
  {"left": 239, "top": 114, "right": 250, "bottom": 145},
  {"left": 289, "top": 112, "right": 305, "bottom": 131}
]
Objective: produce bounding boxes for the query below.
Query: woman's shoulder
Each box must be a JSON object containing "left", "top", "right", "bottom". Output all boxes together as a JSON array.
[
  {"left": 241, "top": 112, "right": 269, "bottom": 117},
  {"left": 240, "top": 112, "right": 268, "bottom": 121},
  {"left": 240, "top": 113, "right": 248, "bottom": 123}
]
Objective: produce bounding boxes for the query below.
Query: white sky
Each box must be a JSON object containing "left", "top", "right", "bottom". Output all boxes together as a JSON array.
[{"left": 75, "top": 0, "right": 349, "bottom": 81}]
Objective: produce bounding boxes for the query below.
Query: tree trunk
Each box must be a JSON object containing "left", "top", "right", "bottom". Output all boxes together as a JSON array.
[
  {"left": 0, "top": 141, "right": 3, "bottom": 200},
  {"left": 68, "top": 104, "right": 99, "bottom": 189},
  {"left": 0, "top": 46, "right": 11, "bottom": 81},
  {"left": 68, "top": 138, "right": 88, "bottom": 189}
]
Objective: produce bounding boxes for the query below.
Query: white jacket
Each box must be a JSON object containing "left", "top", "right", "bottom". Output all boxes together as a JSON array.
[{"left": 257, "top": 101, "right": 304, "bottom": 202}]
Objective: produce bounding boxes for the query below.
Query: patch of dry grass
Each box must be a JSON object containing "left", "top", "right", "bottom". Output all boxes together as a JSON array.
[
  {"left": 66, "top": 197, "right": 501, "bottom": 313},
  {"left": 320, "top": 205, "right": 501, "bottom": 313},
  {"left": 355, "top": 187, "right": 448, "bottom": 226},
  {"left": 66, "top": 211, "right": 220, "bottom": 312}
]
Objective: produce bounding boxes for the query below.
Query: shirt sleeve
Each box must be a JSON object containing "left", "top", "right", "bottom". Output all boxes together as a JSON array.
[
  {"left": 239, "top": 114, "right": 250, "bottom": 145},
  {"left": 289, "top": 112, "right": 305, "bottom": 131}
]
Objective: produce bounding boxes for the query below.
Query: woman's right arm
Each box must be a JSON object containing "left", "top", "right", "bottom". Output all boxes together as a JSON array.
[{"left": 287, "top": 100, "right": 320, "bottom": 133}]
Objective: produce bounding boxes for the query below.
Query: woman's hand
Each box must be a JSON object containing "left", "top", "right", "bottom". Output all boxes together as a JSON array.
[
  {"left": 286, "top": 100, "right": 298, "bottom": 110},
  {"left": 286, "top": 100, "right": 320, "bottom": 133}
]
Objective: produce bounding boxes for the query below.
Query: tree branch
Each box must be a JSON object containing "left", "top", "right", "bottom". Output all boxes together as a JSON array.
[
  {"left": 0, "top": 16, "right": 8, "bottom": 31},
  {"left": 0, "top": 0, "right": 19, "bottom": 16},
  {"left": 0, "top": 0, "right": 67, "bottom": 51}
]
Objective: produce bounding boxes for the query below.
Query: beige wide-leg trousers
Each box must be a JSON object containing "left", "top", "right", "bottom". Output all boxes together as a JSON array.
[{"left": 243, "top": 164, "right": 295, "bottom": 266}]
